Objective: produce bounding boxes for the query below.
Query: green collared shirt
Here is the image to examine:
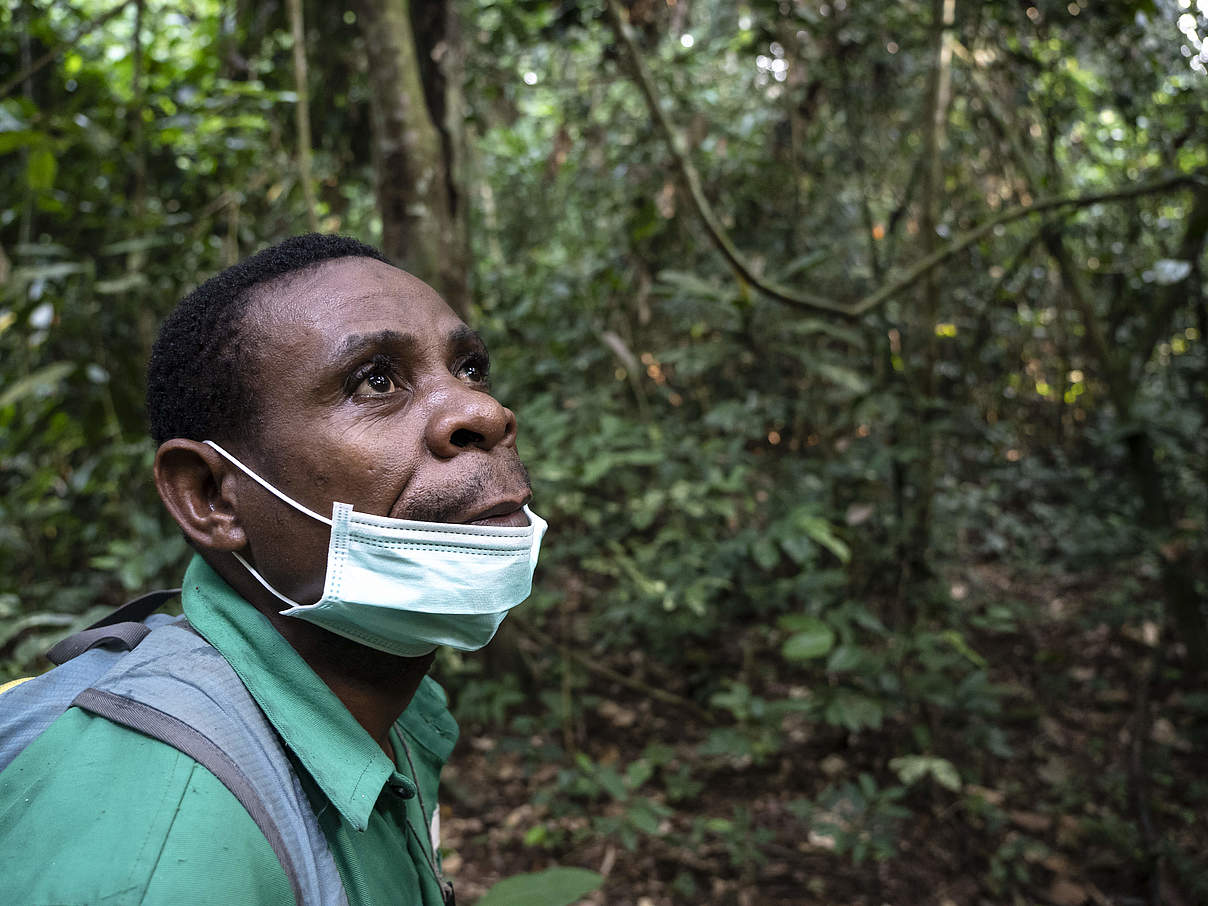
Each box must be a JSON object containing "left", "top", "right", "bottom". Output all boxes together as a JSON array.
[{"left": 0, "top": 556, "right": 459, "bottom": 905}]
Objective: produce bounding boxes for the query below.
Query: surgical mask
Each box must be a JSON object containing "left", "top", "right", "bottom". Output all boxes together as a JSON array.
[{"left": 203, "top": 441, "right": 546, "bottom": 658}]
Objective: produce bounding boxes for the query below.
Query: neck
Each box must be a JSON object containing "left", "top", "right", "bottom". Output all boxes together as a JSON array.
[
  {"left": 214, "top": 556, "right": 433, "bottom": 755},
  {"left": 274, "top": 612, "right": 436, "bottom": 756}
]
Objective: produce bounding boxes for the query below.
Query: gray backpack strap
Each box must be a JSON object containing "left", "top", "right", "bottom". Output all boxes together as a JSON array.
[
  {"left": 0, "top": 613, "right": 180, "bottom": 773},
  {"left": 46, "top": 623, "right": 151, "bottom": 666},
  {"left": 76, "top": 623, "right": 348, "bottom": 906},
  {"left": 72, "top": 688, "right": 312, "bottom": 906},
  {"left": 45, "top": 588, "right": 182, "bottom": 666},
  {"left": 87, "top": 588, "right": 183, "bottom": 628}
]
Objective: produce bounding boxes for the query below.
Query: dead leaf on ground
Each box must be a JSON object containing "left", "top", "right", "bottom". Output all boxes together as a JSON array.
[
  {"left": 965, "top": 784, "right": 1005, "bottom": 806},
  {"left": 1047, "top": 878, "right": 1088, "bottom": 905},
  {"left": 1009, "top": 810, "right": 1052, "bottom": 833},
  {"left": 845, "top": 503, "right": 875, "bottom": 526},
  {"left": 597, "top": 699, "right": 638, "bottom": 728}
]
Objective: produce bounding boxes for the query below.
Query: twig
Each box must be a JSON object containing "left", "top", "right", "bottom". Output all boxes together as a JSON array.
[
  {"left": 0, "top": 0, "right": 137, "bottom": 101},
  {"left": 512, "top": 617, "right": 716, "bottom": 724}
]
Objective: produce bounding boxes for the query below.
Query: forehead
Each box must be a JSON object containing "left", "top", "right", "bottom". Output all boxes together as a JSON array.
[{"left": 244, "top": 256, "right": 464, "bottom": 354}]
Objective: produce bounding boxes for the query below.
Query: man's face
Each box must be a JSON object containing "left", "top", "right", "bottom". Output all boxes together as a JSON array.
[{"left": 228, "top": 256, "right": 531, "bottom": 602}]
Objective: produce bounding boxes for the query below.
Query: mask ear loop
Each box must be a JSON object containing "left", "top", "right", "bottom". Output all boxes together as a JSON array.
[
  {"left": 230, "top": 551, "right": 305, "bottom": 609},
  {"left": 203, "top": 440, "right": 332, "bottom": 610},
  {"left": 203, "top": 440, "right": 333, "bottom": 526}
]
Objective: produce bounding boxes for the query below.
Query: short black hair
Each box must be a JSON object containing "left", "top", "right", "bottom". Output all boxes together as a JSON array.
[{"left": 146, "top": 233, "right": 388, "bottom": 446}]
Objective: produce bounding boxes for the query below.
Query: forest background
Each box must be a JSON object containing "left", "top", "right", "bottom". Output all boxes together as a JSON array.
[{"left": 1, "top": 1, "right": 1206, "bottom": 904}]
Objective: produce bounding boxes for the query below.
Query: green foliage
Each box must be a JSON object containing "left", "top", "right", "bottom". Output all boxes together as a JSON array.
[
  {"left": 889, "top": 754, "right": 962, "bottom": 792},
  {"left": 779, "top": 614, "right": 835, "bottom": 661},
  {"left": 792, "top": 774, "right": 913, "bottom": 865},
  {"left": 2, "top": 0, "right": 1207, "bottom": 900},
  {"left": 474, "top": 867, "right": 604, "bottom": 906},
  {"left": 0, "top": 0, "right": 374, "bottom": 667}
]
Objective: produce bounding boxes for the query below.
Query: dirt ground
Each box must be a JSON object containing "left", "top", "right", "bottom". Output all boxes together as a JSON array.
[{"left": 437, "top": 564, "right": 1205, "bottom": 906}]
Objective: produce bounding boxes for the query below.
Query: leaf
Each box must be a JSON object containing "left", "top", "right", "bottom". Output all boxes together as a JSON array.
[
  {"left": 100, "top": 236, "right": 172, "bottom": 256},
  {"left": 474, "top": 867, "right": 604, "bottom": 906},
  {"left": 812, "top": 362, "right": 870, "bottom": 395},
  {"left": 778, "top": 533, "right": 814, "bottom": 565},
  {"left": 890, "top": 755, "right": 962, "bottom": 792},
  {"left": 657, "top": 269, "right": 735, "bottom": 302},
  {"left": 698, "top": 726, "right": 754, "bottom": 759},
  {"left": 95, "top": 272, "right": 149, "bottom": 295},
  {"left": 930, "top": 759, "right": 962, "bottom": 792},
  {"left": 823, "top": 690, "right": 883, "bottom": 731},
  {"left": 0, "top": 129, "right": 47, "bottom": 155},
  {"left": 752, "top": 536, "right": 780, "bottom": 570},
  {"left": 0, "top": 362, "right": 75, "bottom": 408},
  {"left": 594, "top": 765, "right": 629, "bottom": 802},
  {"left": 0, "top": 611, "right": 76, "bottom": 650},
  {"left": 796, "top": 515, "right": 851, "bottom": 564},
  {"left": 941, "top": 629, "right": 988, "bottom": 668},
  {"left": 11, "top": 261, "right": 90, "bottom": 283},
  {"left": 781, "top": 617, "right": 836, "bottom": 661},
  {"left": 775, "top": 249, "right": 830, "bottom": 279},
  {"left": 26, "top": 147, "right": 57, "bottom": 191},
  {"left": 625, "top": 800, "right": 661, "bottom": 834},
  {"left": 824, "top": 644, "right": 863, "bottom": 673}
]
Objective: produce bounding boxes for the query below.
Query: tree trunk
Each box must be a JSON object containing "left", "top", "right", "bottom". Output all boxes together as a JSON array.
[
  {"left": 898, "top": 0, "right": 955, "bottom": 596},
  {"left": 352, "top": 0, "right": 469, "bottom": 317},
  {"left": 1124, "top": 431, "right": 1208, "bottom": 674},
  {"left": 1045, "top": 229, "right": 1208, "bottom": 676},
  {"left": 286, "top": 0, "right": 319, "bottom": 233}
]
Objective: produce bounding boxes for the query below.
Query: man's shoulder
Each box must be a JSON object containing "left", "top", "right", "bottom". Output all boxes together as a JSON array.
[{"left": 0, "top": 707, "right": 290, "bottom": 905}]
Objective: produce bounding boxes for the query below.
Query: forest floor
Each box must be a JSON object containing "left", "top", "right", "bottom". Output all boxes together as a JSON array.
[{"left": 438, "top": 562, "right": 1205, "bottom": 906}]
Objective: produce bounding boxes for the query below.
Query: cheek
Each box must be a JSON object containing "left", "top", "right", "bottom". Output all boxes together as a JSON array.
[
  {"left": 305, "top": 415, "right": 427, "bottom": 508},
  {"left": 242, "top": 499, "right": 333, "bottom": 601}
]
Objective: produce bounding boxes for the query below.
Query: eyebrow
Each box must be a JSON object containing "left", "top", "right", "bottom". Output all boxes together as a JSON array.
[
  {"left": 331, "top": 329, "right": 417, "bottom": 363},
  {"left": 448, "top": 324, "right": 489, "bottom": 358},
  {"left": 331, "top": 325, "right": 489, "bottom": 364}
]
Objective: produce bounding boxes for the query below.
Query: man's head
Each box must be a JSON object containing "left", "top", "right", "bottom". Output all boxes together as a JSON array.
[
  {"left": 147, "top": 233, "right": 389, "bottom": 448},
  {"left": 148, "top": 235, "right": 531, "bottom": 616}
]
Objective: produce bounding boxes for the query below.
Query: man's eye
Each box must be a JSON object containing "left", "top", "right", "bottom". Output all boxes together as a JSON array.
[
  {"left": 354, "top": 369, "right": 398, "bottom": 396},
  {"left": 457, "top": 359, "right": 489, "bottom": 384}
]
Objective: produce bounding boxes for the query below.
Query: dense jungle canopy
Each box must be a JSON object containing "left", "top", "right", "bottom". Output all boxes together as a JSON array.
[{"left": 2, "top": 1, "right": 1207, "bottom": 903}]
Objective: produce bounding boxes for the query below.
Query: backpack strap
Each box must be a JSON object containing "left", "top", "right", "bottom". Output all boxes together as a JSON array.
[
  {"left": 45, "top": 589, "right": 183, "bottom": 666},
  {"left": 7, "top": 598, "right": 347, "bottom": 904},
  {"left": 72, "top": 687, "right": 315, "bottom": 906},
  {"left": 76, "top": 622, "right": 348, "bottom": 906}
]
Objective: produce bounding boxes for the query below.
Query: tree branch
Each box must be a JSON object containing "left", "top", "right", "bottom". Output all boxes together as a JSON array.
[
  {"left": 603, "top": 0, "right": 849, "bottom": 316},
  {"left": 0, "top": 0, "right": 136, "bottom": 101},
  {"left": 852, "top": 174, "right": 1200, "bottom": 317},
  {"left": 603, "top": 0, "right": 1200, "bottom": 321}
]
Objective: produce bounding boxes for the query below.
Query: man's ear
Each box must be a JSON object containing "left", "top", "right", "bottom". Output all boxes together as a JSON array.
[{"left": 154, "top": 439, "right": 247, "bottom": 552}]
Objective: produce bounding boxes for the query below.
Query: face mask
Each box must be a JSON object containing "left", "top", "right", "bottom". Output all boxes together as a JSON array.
[{"left": 203, "top": 441, "right": 546, "bottom": 658}]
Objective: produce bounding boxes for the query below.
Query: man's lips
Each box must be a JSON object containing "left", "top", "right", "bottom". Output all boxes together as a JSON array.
[{"left": 464, "top": 499, "right": 530, "bottom": 527}]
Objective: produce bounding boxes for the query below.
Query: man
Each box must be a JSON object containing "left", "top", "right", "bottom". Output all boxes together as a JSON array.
[{"left": 0, "top": 234, "right": 544, "bottom": 904}]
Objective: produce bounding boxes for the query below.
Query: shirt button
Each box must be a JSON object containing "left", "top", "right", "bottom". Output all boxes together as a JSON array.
[{"left": 387, "top": 771, "right": 416, "bottom": 799}]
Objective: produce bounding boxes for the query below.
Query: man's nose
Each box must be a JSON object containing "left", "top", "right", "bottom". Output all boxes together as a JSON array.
[{"left": 424, "top": 381, "right": 516, "bottom": 458}]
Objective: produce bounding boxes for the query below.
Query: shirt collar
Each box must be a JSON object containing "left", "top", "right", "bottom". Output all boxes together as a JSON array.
[{"left": 181, "top": 554, "right": 394, "bottom": 831}]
